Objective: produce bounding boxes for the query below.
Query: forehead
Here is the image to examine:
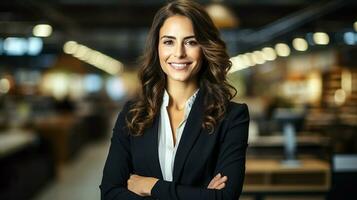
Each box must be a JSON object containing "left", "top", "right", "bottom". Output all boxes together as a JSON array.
[{"left": 159, "top": 15, "right": 195, "bottom": 37}]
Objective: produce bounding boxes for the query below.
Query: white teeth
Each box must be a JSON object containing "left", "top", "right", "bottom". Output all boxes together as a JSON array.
[{"left": 170, "top": 63, "right": 189, "bottom": 70}]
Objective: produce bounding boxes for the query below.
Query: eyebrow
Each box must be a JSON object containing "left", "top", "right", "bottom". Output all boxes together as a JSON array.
[{"left": 160, "top": 35, "right": 196, "bottom": 40}]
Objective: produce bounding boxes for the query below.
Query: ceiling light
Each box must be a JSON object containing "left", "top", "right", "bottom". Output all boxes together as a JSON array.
[
  {"left": 205, "top": 3, "right": 239, "bottom": 28},
  {"left": 252, "top": 51, "right": 266, "bottom": 65},
  {"left": 241, "top": 54, "right": 253, "bottom": 67},
  {"left": 292, "top": 38, "right": 308, "bottom": 51},
  {"left": 73, "top": 44, "right": 90, "bottom": 59},
  {"left": 343, "top": 32, "right": 355, "bottom": 45},
  {"left": 63, "top": 41, "right": 78, "bottom": 54},
  {"left": 229, "top": 56, "right": 248, "bottom": 73},
  {"left": 0, "top": 78, "right": 11, "bottom": 94},
  {"left": 64, "top": 41, "right": 124, "bottom": 75},
  {"left": 245, "top": 53, "right": 256, "bottom": 66},
  {"left": 313, "top": 32, "right": 329, "bottom": 45},
  {"left": 261, "top": 47, "right": 277, "bottom": 61},
  {"left": 33, "top": 24, "right": 52, "bottom": 37},
  {"left": 275, "top": 43, "right": 290, "bottom": 57}
]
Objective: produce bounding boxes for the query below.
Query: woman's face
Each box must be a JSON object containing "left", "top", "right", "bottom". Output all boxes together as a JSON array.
[{"left": 158, "top": 15, "right": 202, "bottom": 85}]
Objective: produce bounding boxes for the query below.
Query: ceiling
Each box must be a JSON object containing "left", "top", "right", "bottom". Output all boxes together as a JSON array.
[{"left": 1, "top": 0, "right": 356, "bottom": 64}]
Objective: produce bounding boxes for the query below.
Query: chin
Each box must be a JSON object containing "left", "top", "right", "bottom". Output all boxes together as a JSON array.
[{"left": 171, "top": 77, "right": 189, "bottom": 82}]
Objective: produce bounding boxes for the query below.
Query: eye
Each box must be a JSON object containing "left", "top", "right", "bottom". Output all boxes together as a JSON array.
[
  {"left": 185, "top": 39, "right": 198, "bottom": 46},
  {"left": 163, "top": 40, "right": 174, "bottom": 46}
]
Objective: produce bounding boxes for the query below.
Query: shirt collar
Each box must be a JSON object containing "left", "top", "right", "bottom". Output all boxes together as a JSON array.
[
  {"left": 162, "top": 89, "right": 199, "bottom": 117},
  {"left": 163, "top": 89, "right": 170, "bottom": 108}
]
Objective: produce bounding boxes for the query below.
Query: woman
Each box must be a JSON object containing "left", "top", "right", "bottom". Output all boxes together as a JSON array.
[{"left": 100, "top": 1, "right": 249, "bottom": 199}]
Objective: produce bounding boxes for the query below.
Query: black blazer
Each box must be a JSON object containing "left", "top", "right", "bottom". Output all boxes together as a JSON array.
[{"left": 100, "top": 89, "right": 249, "bottom": 200}]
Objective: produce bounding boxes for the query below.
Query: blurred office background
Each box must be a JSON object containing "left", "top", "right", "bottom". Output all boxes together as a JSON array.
[{"left": 1, "top": 0, "right": 357, "bottom": 199}]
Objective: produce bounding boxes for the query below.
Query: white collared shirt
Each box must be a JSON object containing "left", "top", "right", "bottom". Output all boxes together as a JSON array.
[{"left": 158, "top": 89, "right": 199, "bottom": 181}]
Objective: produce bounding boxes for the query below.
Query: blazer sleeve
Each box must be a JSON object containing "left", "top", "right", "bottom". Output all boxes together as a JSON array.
[
  {"left": 150, "top": 103, "right": 249, "bottom": 200},
  {"left": 100, "top": 102, "right": 153, "bottom": 200}
]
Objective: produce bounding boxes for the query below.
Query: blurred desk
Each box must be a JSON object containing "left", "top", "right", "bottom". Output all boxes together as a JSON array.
[
  {"left": 247, "top": 135, "right": 330, "bottom": 159},
  {"left": 243, "top": 158, "right": 330, "bottom": 200},
  {"left": 0, "top": 129, "right": 54, "bottom": 199},
  {"left": 0, "top": 129, "right": 36, "bottom": 159},
  {"left": 33, "top": 113, "right": 80, "bottom": 171},
  {"left": 249, "top": 135, "right": 330, "bottom": 147}
]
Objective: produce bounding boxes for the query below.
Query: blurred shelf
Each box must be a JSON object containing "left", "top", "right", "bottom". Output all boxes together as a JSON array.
[
  {"left": 0, "top": 129, "right": 54, "bottom": 200},
  {"left": 244, "top": 158, "right": 330, "bottom": 192},
  {"left": 248, "top": 135, "right": 330, "bottom": 147},
  {"left": 33, "top": 113, "right": 79, "bottom": 170},
  {"left": 0, "top": 129, "right": 36, "bottom": 159}
]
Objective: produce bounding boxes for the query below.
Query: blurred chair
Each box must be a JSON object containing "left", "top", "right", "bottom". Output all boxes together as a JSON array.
[
  {"left": 273, "top": 108, "right": 306, "bottom": 167},
  {"left": 327, "top": 154, "right": 357, "bottom": 200},
  {"left": 0, "top": 133, "right": 55, "bottom": 200}
]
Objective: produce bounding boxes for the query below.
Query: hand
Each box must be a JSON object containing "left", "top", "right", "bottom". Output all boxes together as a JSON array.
[
  {"left": 207, "top": 173, "right": 228, "bottom": 190},
  {"left": 127, "top": 174, "right": 159, "bottom": 196}
]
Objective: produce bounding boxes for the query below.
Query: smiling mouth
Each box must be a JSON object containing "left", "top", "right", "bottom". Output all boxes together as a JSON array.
[{"left": 169, "top": 62, "right": 192, "bottom": 70}]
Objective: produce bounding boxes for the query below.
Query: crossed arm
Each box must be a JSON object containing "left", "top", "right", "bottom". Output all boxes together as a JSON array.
[
  {"left": 100, "top": 103, "right": 249, "bottom": 200},
  {"left": 127, "top": 173, "right": 228, "bottom": 196}
]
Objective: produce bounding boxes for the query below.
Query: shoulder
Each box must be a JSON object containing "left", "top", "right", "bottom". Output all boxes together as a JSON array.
[
  {"left": 114, "top": 100, "right": 136, "bottom": 129},
  {"left": 113, "top": 98, "right": 146, "bottom": 137},
  {"left": 213, "top": 101, "right": 249, "bottom": 143},
  {"left": 226, "top": 102, "right": 250, "bottom": 124}
]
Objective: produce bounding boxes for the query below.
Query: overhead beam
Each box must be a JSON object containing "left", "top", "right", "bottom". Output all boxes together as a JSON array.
[
  {"left": 17, "top": 0, "right": 82, "bottom": 38},
  {"left": 238, "top": 0, "right": 350, "bottom": 51}
]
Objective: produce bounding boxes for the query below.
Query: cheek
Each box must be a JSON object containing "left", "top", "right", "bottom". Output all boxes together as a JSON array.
[
  {"left": 189, "top": 49, "right": 203, "bottom": 66},
  {"left": 158, "top": 46, "right": 163, "bottom": 60},
  {"left": 187, "top": 48, "right": 202, "bottom": 60},
  {"left": 158, "top": 47, "right": 169, "bottom": 73},
  {"left": 192, "top": 50, "right": 203, "bottom": 73},
  {"left": 158, "top": 46, "right": 172, "bottom": 61}
]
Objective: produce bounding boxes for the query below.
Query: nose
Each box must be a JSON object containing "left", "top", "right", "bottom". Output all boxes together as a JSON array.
[{"left": 174, "top": 43, "right": 186, "bottom": 58}]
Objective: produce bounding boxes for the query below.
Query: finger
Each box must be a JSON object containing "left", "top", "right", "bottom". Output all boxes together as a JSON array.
[
  {"left": 207, "top": 173, "right": 221, "bottom": 188},
  {"left": 209, "top": 178, "right": 222, "bottom": 188},
  {"left": 215, "top": 182, "right": 226, "bottom": 190},
  {"left": 130, "top": 174, "right": 139, "bottom": 179},
  {"left": 211, "top": 176, "right": 228, "bottom": 188},
  {"left": 212, "top": 173, "right": 221, "bottom": 182},
  {"left": 216, "top": 176, "right": 228, "bottom": 185}
]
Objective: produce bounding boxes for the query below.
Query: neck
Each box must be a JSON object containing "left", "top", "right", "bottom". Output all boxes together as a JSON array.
[{"left": 166, "top": 80, "right": 199, "bottom": 111}]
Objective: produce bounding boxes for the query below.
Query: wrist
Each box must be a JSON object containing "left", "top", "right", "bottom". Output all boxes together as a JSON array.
[{"left": 145, "top": 177, "right": 159, "bottom": 196}]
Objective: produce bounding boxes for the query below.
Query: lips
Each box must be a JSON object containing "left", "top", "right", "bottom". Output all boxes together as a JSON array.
[{"left": 168, "top": 62, "right": 192, "bottom": 70}]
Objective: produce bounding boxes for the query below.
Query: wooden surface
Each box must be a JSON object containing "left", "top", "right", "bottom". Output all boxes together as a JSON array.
[
  {"left": 244, "top": 158, "right": 331, "bottom": 192},
  {"left": 33, "top": 113, "right": 77, "bottom": 168},
  {"left": 0, "top": 129, "right": 36, "bottom": 158},
  {"left": 248, "top": 135, "right": 330, "bottom": 147},
  {"left": 246, "top": 158, "right": 330, "bottom": 172}
]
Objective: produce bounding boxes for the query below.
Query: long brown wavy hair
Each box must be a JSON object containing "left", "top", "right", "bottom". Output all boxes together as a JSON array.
[{"left": 126, "top": 0, "right": 237, "bottom": 136}]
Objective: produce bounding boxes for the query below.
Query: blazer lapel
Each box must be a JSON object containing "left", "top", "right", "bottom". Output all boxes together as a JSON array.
[
  {"left": 144, "top": 114, "right": 164, "bottom": 180},
  {"left": 172, "top": 88, "right": 205, "bottom": 181}
]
